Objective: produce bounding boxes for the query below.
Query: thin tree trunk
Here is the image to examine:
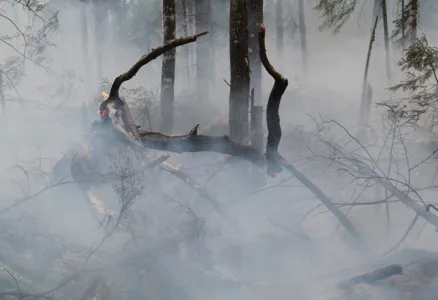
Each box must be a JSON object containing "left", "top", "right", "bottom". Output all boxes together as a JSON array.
[
  {"left": 187, "top": 0, "right": 196, "bottom": 93},
  {"left": 229, "top": 0, "right": 250, "bottom": 142},
  {"left": 298, "top": 0, "right": 308, "bottom": 75},
  {"left": 0, "top": 70, "right": 5, "bottom": 117},
  {"left": 373, "top": 0, "right": 380, "bottom": 22},
  {"left": 276, "top": 0, "right": 283, "bottom": 58},
  {"left": 181, "top": 0, "right": 191, "bottom": 84},
  {"left": 248, "top": 0, "right": 263, "bottom": 151},
  {"left": 401, "top": 0, "right": 405, "bottom": 49},
  {"left": 93, "top": 0, "right": 108, "bottom": 94},
  {"left": 81, "top": 0, "right": 92, "bottom": 99},
  {"left": 381, "top": 0, "right": 392, "bottom": 82},
  {"left": 409, "top": 0, "right": 418, "bottom": 43},
  {"left": 160, "top": 0, "right": 176, "bottom": 133},
  {"left": 358, "top": 16, "right": 378, "bottom": 141},
  {"left": 195, "top": 0, "right": 213, "bottom": 105}
]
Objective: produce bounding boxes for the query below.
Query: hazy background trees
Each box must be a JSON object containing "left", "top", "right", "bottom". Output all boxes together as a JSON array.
[{"left": 2, "top": 0, "right": 438, "bottom": 299}]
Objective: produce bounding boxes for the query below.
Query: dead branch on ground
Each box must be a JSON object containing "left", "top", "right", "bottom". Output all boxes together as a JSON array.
[
  {"left": 72, "top": 27, "right": 368, "bottom": 253},
  {"left": 313, "top": 114, "right": 438, "bottom": 251}
]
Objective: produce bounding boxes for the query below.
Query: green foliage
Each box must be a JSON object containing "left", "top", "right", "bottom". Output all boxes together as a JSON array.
[
  {"left": 313, "top": 0, "right": 357, "bottom": 33},
  {"left": 1, "top": 0, "right": 59, "bottom": 92},
  {"left": 391, "top": 0, "right": 419, "bottom": 48},
  {"left": 387, "top": 35, "right": 438, "bottom": 122}
]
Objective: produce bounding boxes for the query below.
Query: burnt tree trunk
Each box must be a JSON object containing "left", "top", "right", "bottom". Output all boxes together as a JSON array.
[
  {"left": 248, "top": 0, "right": 263, "bottom": 152},
  {"left": 195, "top": 0, "right": 213, "bottom": 104},
  {"left": 276, "top": 0, "right": 283, "bottom": 58},
  {"left": 229, "top": 0, "right": 250, "bottom": 142},
  {"left": 298, "top": 0, "right": 308, "bottom": 75},
  {"left": 381, "top": 0, "right": 392, "bottom": 81},
  {"left": 160, "top": 0, "right": 176, "bottom": 133}
]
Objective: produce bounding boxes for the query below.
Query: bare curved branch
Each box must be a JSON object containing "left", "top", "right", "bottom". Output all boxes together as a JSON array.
[{"left": 109, "top": 31, "right": 208, "bottom": 98}]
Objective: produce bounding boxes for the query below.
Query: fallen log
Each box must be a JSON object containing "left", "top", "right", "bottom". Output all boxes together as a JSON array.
[
  {"left": 338, "top": 264, "right": 403, "bottom": 290},
  {"left": 72, "top": 26, "right": 368, "bottom": 254}
]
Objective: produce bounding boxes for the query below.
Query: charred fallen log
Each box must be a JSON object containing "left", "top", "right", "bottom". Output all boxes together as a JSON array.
[
  {"left": 338, "top": 264, "right": 403, "bottom": 290},
  {"left": 71, "top": 26, "right": 368, "bottom": 254}
]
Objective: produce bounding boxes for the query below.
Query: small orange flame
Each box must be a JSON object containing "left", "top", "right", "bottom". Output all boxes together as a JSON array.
[
  {"left": 260, "top": 23, "right": 265, "bottom": 32},
  {"left": 101, "top": 92, "right": 109, "bottom": 100}
]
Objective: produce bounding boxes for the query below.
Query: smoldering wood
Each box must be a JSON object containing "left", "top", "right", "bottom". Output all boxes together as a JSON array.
[{"left": 72, "top": 26, "right": 367, "bottom": 254}]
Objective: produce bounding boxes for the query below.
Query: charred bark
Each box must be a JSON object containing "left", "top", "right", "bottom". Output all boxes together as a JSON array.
[
  {"left": 136, "top": 26, "right": 366, "bottom": 253},
  {"left": 248, "top": 0, "right": 264, "bottom": 152},
  {"left": 72, "top": 31, "right": 208, "bottom": 223},
  {"left": 73, "top": 29, "right": 367, "bottom": 254},
  {"left": 195, "top": 0, "right": 213, "bottom": 104},
  {"left": 381, "top": 0, "right": 392, "bottom": 81},
  {"left": 229, "top": 0, "right": 250, "bottom": 142},
  {"left": 160, "top": 0, "right": 176, "bottom": 133},
  {"left": 108, "top": 32, "right": 208, "bottom": 100}
]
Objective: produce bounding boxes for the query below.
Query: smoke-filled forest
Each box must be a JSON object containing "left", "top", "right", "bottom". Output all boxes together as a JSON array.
[{"left": 2, "top": 0, "right": 438, "bottom": 299}]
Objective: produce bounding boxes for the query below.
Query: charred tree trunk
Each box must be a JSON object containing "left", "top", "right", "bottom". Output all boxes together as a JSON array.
[
  {"left": 381, "top": 0, "right": 392, "bottom": 81},
  {"left": 298, "top": 0, "right": 308, "bottom": 75},
  {"left": 248, "top": 0, "right": 263, "bottom": 151},
  {"left": 276, "top": 0, "right": 283, "bottom": 58},
  {"left": 195, "top": 0, "right": 213, "bottom": 105},
  {"left": 229, "top": 0, "right": 250, "bottom": 142},
  {"left": 160, "top": 0, "right": 176, "bottom": 133}
]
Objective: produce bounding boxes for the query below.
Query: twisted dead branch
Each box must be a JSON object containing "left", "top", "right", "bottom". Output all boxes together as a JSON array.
[{"left": 72, "top": 27, "right": 368, "bottom": 253}]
